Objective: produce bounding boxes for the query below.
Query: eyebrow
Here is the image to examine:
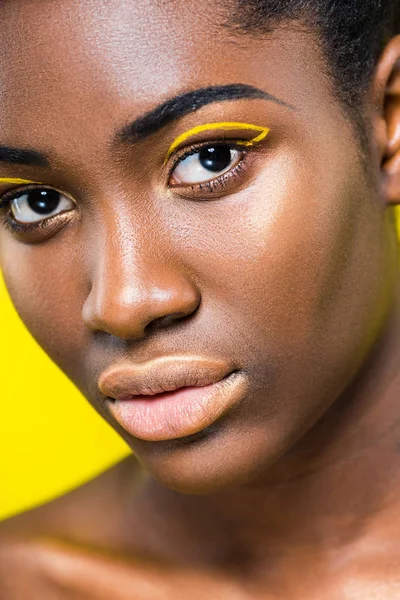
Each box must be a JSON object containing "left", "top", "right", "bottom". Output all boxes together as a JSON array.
[
  {"left": 0, "top": 85, "right": 292, "bottom": 168},
  {"left": 0, "top": 146, "right": 50, "bottom": 168},
  {"left": 117, "top": 83, "right": 294, "bottom": 144}
]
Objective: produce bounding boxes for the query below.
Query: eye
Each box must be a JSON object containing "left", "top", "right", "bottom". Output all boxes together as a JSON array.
[
  {"left": 170, "top": 144, "right": 243, "bottom": 185},
  {"left": 7, "top": 188, "right": 75, "bottom": 224}
]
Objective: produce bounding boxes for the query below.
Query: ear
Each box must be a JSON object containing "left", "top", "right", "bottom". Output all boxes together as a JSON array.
[{"left": 372, "top": 35, "right": 400, "bottom": 205}]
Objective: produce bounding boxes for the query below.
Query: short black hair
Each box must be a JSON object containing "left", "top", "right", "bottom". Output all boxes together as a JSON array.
[{"left": 225, "top": 1, "right": 400, "bottom": 143}]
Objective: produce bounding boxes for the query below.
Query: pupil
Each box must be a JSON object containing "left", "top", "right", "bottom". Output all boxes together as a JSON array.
[
  {"left": 199, "top": 146, "right": 232, "bottom": 172},
  {"left": 28, "top": 189, "right": 60, "bottom": 215}
]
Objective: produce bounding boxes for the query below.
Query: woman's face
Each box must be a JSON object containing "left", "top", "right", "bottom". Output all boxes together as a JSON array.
[{"left": 0, "top": 0, "right": 398, "bottom": 493}]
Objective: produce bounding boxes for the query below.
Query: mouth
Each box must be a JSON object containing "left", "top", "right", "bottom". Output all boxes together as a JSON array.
[{"left": 98, "top": 357, "right": 247, "bottom": 442}]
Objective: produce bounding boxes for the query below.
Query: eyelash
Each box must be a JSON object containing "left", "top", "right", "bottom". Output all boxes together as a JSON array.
[
  {"left": 0, "top": 185, "right": 71, "bottom": 235},
  {"left": 2, "top": 214, "right": 54, "bottom": 236},
  {"left": 0, "top": 140, "right": 253, "bottom": 235},
  {"left": 168, "top": 141, "right": 250, "bottom": 194}
]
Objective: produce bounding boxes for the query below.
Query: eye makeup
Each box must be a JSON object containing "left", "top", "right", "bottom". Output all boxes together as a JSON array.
[
  {"left": 163, "top": 122, "right": 270, "bottom": 164},
  {"left": 0, "top": 178, "right": 43, "bottom": 185}
]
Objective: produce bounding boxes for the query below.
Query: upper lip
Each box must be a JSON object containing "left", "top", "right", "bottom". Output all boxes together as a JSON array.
[{"left": 98, "top": 356, "right": 233, "bottom": 401}]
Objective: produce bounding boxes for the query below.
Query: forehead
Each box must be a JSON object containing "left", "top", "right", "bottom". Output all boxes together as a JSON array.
[
  {"left": 0, "top": 0, "right": 329, "bottom": 160},
  {"left": 0, "top": 1, "right": 218, "bottom": 111},
  {"left": 0, "top": 0, "right": 230, "bottom": 89}
]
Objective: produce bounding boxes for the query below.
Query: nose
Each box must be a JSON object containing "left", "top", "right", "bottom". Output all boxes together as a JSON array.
[{"left": 81, "top": 230, "right": 201, "bottom": 340}]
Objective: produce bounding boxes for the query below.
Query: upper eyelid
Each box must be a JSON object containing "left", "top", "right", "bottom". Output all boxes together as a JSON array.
[
  {"left": 172, "top": 140, "right": 246, "bottom": 161},
  {"left": 0, "top": 178, "right": 43, "bottom": 185},
  {"left": 163, "top": 122, "right": 270, "bottom": 165},
  {"left": 0, "top": 183, "right": 76, "bottom": 209},
  {"left": 0, "top": 179, "right": 44, "bottom": 206}
]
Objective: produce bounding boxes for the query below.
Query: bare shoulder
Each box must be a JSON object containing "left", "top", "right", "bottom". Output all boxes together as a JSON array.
[
  {"left": 0, "top": 454, "right": 148, "bottom": 597},
  {"left": 0, "top": 454, "right": 141, "bottom": 548}
]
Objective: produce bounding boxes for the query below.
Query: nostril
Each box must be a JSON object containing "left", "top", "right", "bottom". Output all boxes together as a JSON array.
[{"left": 145, "top": 311, "right": 191, "bottom": 333}]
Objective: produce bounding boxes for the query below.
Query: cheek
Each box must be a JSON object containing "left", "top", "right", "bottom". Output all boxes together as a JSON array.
[
  {"left": 190, "top": 155, "right": 396, "bottom": 394},
  {"left": 0, "top": 243, "right": 87, "bottom": 379}
]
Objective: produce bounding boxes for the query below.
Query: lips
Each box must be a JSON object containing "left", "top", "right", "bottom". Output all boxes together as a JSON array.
[
  {"left": 97, "top": 356, "right": 247, "bottom": 442},
  {"left": 98, "top": 356, "right": 233, "bottom": 401}
]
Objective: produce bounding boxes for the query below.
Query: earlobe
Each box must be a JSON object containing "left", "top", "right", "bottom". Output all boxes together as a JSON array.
[{"left": 373, "top": 35, "right": 400, "bottom": 205}]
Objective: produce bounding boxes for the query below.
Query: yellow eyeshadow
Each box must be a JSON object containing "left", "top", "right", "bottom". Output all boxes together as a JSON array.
[
  {"left": 164, "top": 122, "right": 270, "bottom": 164},
  {"left": 0, "top": 178, "right": 43, "bottom": 185}
]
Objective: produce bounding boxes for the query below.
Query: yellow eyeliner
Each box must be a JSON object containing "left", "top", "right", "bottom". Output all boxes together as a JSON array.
[
  {"left": 0, "top": 178, "right": 43, "bottom": 185},
  {"left": 164, "top": 122, "right": 270, "bottom": 164}
]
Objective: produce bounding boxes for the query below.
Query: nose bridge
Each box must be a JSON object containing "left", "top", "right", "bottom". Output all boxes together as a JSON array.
[{"left": 81, "top": 211, "right": 200, "bottom": 339}]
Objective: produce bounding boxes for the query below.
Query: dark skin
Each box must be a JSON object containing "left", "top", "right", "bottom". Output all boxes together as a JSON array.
[{"left": 1, "top": 0, "right": 400, "bottom": 597}]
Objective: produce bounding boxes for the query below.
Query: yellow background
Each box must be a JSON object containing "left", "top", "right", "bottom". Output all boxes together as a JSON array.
[
  {"left": 1, "top": 208, "right": 400, "bottom": 521},
  {"left": 0, "top": 273, "right": 129, "bottom": 521}
]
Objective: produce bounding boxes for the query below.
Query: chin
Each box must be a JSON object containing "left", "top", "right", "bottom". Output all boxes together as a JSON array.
[{"left": 126, "top": 417, "right": 287, "bottom": 495}]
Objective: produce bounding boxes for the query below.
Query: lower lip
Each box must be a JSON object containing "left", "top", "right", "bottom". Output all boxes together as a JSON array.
[{"left": 107, "top": 371, "right": 247, "bottom": 442}]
